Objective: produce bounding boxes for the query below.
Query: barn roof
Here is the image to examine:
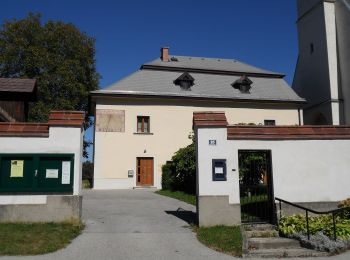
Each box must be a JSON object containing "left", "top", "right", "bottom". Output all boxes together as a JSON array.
[{"left": 0, "top": 78, "right": 37, "bottom": 93}]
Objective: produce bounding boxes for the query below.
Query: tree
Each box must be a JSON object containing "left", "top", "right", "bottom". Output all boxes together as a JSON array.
[
  {"left": 0, "top": 13, "right": 99, "bottom": 157},
  {"left": 82, "top": 161, "right": 94, "bottom": 188},
  {"left": 239, "top": 152, "right": 266, "bottom": 186},
  {"left": 161, "top": 133, "right": 196, "bottom": 194}
]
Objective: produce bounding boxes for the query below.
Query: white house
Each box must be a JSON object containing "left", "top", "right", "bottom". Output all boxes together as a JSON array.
[{"left": 90, "top": 47, "right": 305, "bottom": 190}]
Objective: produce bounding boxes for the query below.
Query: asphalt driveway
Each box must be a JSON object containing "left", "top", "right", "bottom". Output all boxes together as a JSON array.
[{"left": 1, "top": 189, "right": 350, "bottom": 260}]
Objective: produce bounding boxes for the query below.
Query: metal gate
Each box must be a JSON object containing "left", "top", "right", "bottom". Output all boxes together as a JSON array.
[{"left": 239, "top": 150, "right": 275, "bottom": 223}]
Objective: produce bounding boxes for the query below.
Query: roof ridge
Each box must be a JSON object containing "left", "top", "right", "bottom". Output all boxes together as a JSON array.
[{"left": 142, "top": 56, "right": 284, "bottom": 77}]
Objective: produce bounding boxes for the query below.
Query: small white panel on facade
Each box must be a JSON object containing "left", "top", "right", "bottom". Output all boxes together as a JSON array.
[
  {"left": 46, "top": 169, "right": 59, "bottom": 178},
  {"left": 215, "top": 167, "right": 224, "bottom": 174},
  {"left": 62, "top": 161, "right": 71, "bottom": 184},
  {"left": 128, "top": 170, "right": 134, "bottom": 178}
]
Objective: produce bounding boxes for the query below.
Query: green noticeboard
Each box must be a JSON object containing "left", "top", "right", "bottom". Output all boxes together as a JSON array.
[{"left": 0, "top": 154, "right": 74, "bottom": 193}]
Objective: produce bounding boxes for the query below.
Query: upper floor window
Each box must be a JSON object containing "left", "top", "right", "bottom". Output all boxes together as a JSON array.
[
  {"left": 137, "top": 116, "right": 150, "bottom": 133},
  {"left": 264, "top": 120, "right": 276, "bottom": 126}
]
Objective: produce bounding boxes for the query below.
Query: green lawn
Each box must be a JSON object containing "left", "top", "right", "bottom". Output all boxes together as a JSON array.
[
  {"left": 0, "top": 222, "right": 84, "bottom": 255},
  {"left": 82, "top": 179, "right": 91, "bottom": 189},
  {"left": 240, "top": 194, "right": 268, "bottom": 205},
  {"left": 155, "top": 190, "right": 196, "bottom": 205},
  {"left": 195, "top": 225, "right": 242, "bottom": 256}
]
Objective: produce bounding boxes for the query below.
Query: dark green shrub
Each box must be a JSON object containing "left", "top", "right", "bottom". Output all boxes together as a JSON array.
[
  {"left": 161, "top": 163, "right": 176, "bottom": 191},
  {"left": 171, "top": 142, "right": 196, "bottom": 194},
  {"left": 338, "top": 198, "right": 350, "bottom": 219},
  {"left": 161, "top": 134, "right": 196, "bottom": 194},
  {"left": 82, "top": 161, "right": 94, "bottom": 188}
]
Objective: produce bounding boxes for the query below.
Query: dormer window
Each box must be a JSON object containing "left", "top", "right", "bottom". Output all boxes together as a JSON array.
[
  {"left": 232, "top": 75, "right": 253, "bottom": 93},
  {"left": 174, "top": 72, "right": 195, "bottom": 90}
]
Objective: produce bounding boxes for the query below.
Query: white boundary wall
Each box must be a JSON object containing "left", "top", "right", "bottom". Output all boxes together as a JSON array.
[
  {"left": 0, "top": 126, "right": 83, "bottom": 204},
  {"left": 197, "top": 127, "right": 350, "bottom": 204}
]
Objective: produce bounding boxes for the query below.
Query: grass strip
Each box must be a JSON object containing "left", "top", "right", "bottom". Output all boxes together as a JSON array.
[
  {"left": 195, "top": 225, "right": 242, "bottom": 256},
  {"left": 155, "top": 189, "right": 196, "bottom": 205},
  {"left": 0, "top": 221, "right": 84, "bottom": 255}
]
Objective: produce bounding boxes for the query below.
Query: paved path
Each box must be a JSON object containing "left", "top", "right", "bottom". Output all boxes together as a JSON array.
[{"left": 1, "top": 189, "right": 350, "bottom": 260}]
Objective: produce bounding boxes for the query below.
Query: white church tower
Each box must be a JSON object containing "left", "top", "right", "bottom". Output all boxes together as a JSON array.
[{"left": 293, "top": 0, "right": 350, "bottom": 125}]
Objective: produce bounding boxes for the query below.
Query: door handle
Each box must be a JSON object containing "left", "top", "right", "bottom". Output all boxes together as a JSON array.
[{"left": 35, "top": 170, "right": 38, "bottom": 177}]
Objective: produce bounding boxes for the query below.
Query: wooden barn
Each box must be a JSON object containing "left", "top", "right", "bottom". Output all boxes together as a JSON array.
[{"left": 0, "top": 78, "right": 37, "bottom": 122}]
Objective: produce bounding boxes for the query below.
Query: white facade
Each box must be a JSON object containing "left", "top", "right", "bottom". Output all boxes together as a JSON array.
[
  {"left": 0, "top": 125, "right": 84, "bottom": 201},
  {"left": 293, "top": 0, "right": 350, "bottom": 125}
]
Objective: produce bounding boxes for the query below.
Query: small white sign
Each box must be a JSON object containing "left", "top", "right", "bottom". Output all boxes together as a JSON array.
[
  {"left": 46, "top": 169, "right": 59, "bottom": 178},
  {"left": 215, "top": 167, "right": 224, "bottom": 174},
  {"left": 62, "top": 161, "right": 71, "bottom": 184}
]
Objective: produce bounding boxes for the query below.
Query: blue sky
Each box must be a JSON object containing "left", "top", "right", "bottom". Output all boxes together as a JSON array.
[{"left": 0, "top": 0, "right": 299, "bottom": 160}]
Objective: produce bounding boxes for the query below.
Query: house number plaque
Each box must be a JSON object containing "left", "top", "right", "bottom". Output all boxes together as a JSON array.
[{"left": 209, "top": 140, "right": 217, "bottom": 146}]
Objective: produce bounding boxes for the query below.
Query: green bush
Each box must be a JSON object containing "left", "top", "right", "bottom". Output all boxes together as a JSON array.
[
  {"left": 82, "top": 161, "right": 94, "bottom": 188},
  {"left": 161, "top": 163, "right": 176, "bottom": 191},
  {"left": 338, "top": 198, "right": 350, "bottom": 219},
  {"left": 161, "top": 133, "right": 196, "bottom": 194},
  {"left": 171, "top": 142, "right": 196, "bottom": 194},
  {"left": 279, "top": 214, "right": 350, "bottom": 240}
]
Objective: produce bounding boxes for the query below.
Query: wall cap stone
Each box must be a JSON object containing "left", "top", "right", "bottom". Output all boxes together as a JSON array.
[
  {"left": 192, "top": 111, "right": 350, "bottom": 140},
  {"left": 0, "top": 110, "right": 85, "bottom": 137}
]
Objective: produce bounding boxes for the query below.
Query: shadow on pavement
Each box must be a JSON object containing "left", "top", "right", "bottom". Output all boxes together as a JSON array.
[{"left": 166, "top": 208, "right": 197, "bottom": 225}]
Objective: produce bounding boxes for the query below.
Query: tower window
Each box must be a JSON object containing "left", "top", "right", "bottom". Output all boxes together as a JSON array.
[{"left": 310, "top": 43, "right": 314, "bottom": 54}]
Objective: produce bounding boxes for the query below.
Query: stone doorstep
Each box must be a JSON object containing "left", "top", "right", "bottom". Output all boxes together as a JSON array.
[
  {"left": 242, "top": 224, "right": 330, "bottom": 258},
  {"left": 244, "top": 248, "right": 329, "bottom": 258},
  {"left": 244, "top": 223, "right": 276, "bottom": 231},
  {"left": 133, "top": 186, "right": 157, "bottom": 189},
  {"left": 248, "top": 237, "right": 301, "bottom": 250},
  {"left": 246, "top": 230, "right": 279, "bottom": 238}
]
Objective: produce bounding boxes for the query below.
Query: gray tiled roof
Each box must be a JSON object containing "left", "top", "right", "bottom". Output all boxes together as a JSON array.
[
  {"left": 94, "top": 70, "right": 305, "bottom": 103},
  {"left": 143, "top": 56, "right": 283, "bottom": 76},
  {"left": 0, "top": 78, "right": 36, "bottom": 93}
]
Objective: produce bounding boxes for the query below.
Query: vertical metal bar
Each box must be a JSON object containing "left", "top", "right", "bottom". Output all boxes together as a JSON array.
[
  {"left": 279, "top": 200, "right": 282, "bottom": 220},
  {"left": 306, "top": 210, "right": 310, "bottom": 240},
  {"left": 332, "top": 212, "right": 337, "bottom": 241}
]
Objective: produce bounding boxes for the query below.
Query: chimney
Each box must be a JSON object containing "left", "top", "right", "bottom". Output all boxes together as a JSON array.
[{"left": 160, "top": 47, "right": 169, "bottom": 61}]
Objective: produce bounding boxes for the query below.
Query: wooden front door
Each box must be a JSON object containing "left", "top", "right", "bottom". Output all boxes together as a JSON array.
[{"left": 137, "top": 158, "right": 153, "bottom": 186}]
